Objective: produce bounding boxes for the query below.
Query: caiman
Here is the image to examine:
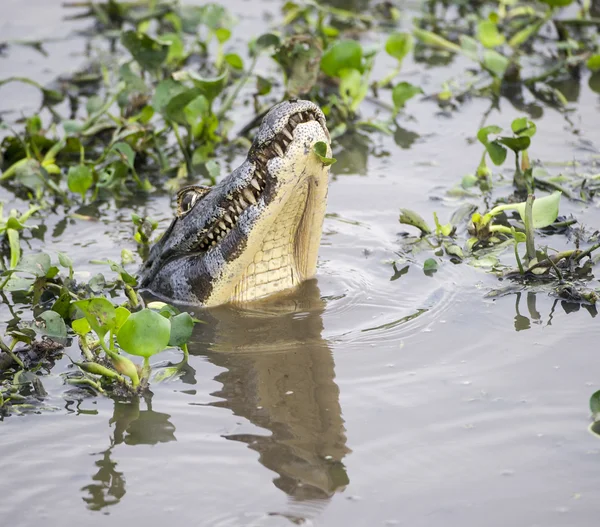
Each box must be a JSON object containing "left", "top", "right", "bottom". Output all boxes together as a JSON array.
[{"left": 139, "top": 100, "right": 332, "bottom": 306}]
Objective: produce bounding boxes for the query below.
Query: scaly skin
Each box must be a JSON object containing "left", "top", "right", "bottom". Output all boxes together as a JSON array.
[{"left": 139, "top": 100, "right": 332, "bottom": 306}]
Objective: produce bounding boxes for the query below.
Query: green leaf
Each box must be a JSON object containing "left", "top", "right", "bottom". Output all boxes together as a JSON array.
[
  {"left": 72, "top": 317, "right": 91, "bottom": 336},
  {"left": 313, "top": 141, "right": 336, "bottom": 166},
  {"left": 110, "top": 142, "right": 136, "bottom": 169},
  {"left": 423, "top": 258, "right": 438, "bottom": 273},
  {"left": 224, "top": 53, "right": 244, "bottom": 70},
  {"left": 587, "top": 54, "right": 600, "bottom": 72},
  {"left": 392, "top": 82, "right": 422, "bottom": 112},
  {"left": 16, "top": 253, "right": 51, "bottom": 277},
  {"left": 73, "top": 298, "right": 116, "bottom": 340},
  {"left": 67, "top": 164, "right": 93, "bottom": 199},
  {"left": 117, "top": 308, "right": 171, "bottom": 359},
  {"left": 538, "top": 0, "right": 573, "bottom": 6},
  {"left": 483, "top": 49, "right": 509, "bottom": 78},
  {"left": 385, "top": 33, "right": 413, "bottom": 62},
  {"left": 477, "top": 20, "right": 505, "bottom": 48},
  {"left": 511, "top": 117, "right": 536, "bottom": 137},
  {"left": 121, "top": 31, "right": 169, "bottom": 72},
  {"left": 413, "top": 28, "right": 461, "bottom": 54},
  {"left": 214, "top": 28, "right": 231, "bottom": 44},
  {"left": 398, "top": 209, "right": 432, "bottom": 235},
  {"left": 498, "top": 136, "right": 530, "bottom": 152},
  {"left": 255, "top": 33, "right": 280, "bottom": 54},
  {"left": 486, "top": 141, "right": 507, "bottom": 165},
  {"left": 115, "top": 306, "right": 131, "bottom": 334},
  {"left": 152, "top": 78, "right": 186, "bottom": 113},
  {"left": 38, "top": 311, "right": 67, "bottom": 339},
  {"left": 512, "top": 192, "right": 561, "bottom": 229},
  {"left": 168, "top": 312, "right": 194, "bottom": 347},
  {"left": 477, "top": 125, "right": 503, "bottom": 145},
  {"left": 321, "top": 40, "right": 363, "bottom": 78},
  {"left": 459, "top": 35, "right": 479, "bottom": 61},
  {"left": 58, "top": 252, "right": 73, "bottom": 269},
  {"left": 171, "top": 70, "right": 228, "bottom": 103}
]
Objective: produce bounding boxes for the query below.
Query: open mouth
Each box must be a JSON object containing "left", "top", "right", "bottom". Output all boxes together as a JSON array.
[{"left": 193, "top": 109, "right": 328, "bottom": 252}]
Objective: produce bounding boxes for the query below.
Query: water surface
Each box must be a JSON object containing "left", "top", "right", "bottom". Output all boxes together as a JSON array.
[{"left": 1, "top": 1, "right": 600, "bottom": 526}]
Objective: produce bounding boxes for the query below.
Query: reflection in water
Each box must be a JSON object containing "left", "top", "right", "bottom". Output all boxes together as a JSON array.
[
  {"left": 190, "top": 280, "right": 350, "bottom": 512},
  {"left": 512, "top": 291, "right": 597, "bottom": 331},
  {"left": 80, "top": 396, "right": 176, "bottom": 511}
]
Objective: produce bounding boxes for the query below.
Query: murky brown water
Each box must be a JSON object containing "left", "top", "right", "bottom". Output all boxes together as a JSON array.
[{"left": 1, "top": 1, "right": 600, "bottom": 526}]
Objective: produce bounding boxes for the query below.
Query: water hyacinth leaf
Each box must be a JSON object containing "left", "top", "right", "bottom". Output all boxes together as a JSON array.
[
  {"left": 255, "top": 33, "right": 280, "bottom": 53},
  {"left": 115, "top": 306, "right": 131, "bottom": 333},
  {"left": 459, "top": 35, "right": 479, "bottom": 61},
  {"left": 67, "top": 164, "right": 93, "bottom": 199},
  {"left": 73, "top": 297, "right": 116, "bottom": 340},
  {"left": 313, "top": 141, "right": 336, "bottom": 166},
  {"left": 214, "top": 28, "right": 231, "bottom": 44},
  {"left": 486, "top": 141, "right": 507, "bottom": 165},
  {"left": 16, "top": 252, "right": 52, "bottom": 277},
  {"left": 399, "top": 209, "right": 431, "bottom": 235},
  {"left": 498, "top": 136, "right": 530, "bottom": 152},
  {"left": 423, "top": 258, "right": 438, "bottom": 273},
  {"left": 511, "top": 117, "right": 536, "bottom": 137},
  {"left": 168, "top": 312, "right": 194, "bottom": 347},
  {"left": 224, "top": 53, "right": 244, "bottom": 70},
  {"left": 538, "top": 0, "right": 573, "bottom": 5},
  {"left": 477, "top": 20, "right": 505, "bottom": 48},
  {"left": 121, "top": 31, "right": 170, "bottom": 72},
  {"left": 483, "top": 49, "right": 509, "bottom": 78},
  {"left": 587, "top": 55, "right": 600, "bottom": 72},
  {"left": 117, "top": 308, "right": 171, "bottom": 359},
  {"left": 339, "top": 68, "right": 363, "bottom": 103},
  {"left": 58, "top": 252, "right": 73, "bottom": 270},
  {"left": 152, "top": 78, "right": 186, "bottom": 113},
  {"left": 321, "top": 40, "right": 363, "bottom": 77},
  {"left": 392, "top": 82, "right": 422, "bottom": 112},
  {"left": 385, "top": 33, "right": 413, "bottom": 62},
  {"left": 477, "top": 125, "right": 503, "bottom": 145},
  {"left": 111, "top": 142, "right": 136, "bottom": 169},
  {"left": 512, "top": 192, "right": 561, "bottom": 229},
  {"left": 72, "top": 317, "right": 91, "bottom": 336},
  {"left": 38, "top": 311, "right": 67, "bottom": 339},
  {"left": 172, "top": 70, "right": 228, "bottom": 103},
  {"left": 413, "top": 28, "right": 461, "bottom": 53}
]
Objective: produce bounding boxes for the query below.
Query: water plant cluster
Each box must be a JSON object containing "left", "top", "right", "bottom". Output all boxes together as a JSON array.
[{"left": 0, "top": 0, "right": 599, "bottom": 416}]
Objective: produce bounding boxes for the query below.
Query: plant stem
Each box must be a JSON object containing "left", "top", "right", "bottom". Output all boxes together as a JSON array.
[
  {"left": 524, "top": 194, "right": 536, "bottom": 263},
  {"left": 217, "top": 54, "right": 258, "bottom": 119}
]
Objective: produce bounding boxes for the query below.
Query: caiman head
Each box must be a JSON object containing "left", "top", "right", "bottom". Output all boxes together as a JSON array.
[{"left": 139, "top": 100, "right": 332, "bottom": 306}]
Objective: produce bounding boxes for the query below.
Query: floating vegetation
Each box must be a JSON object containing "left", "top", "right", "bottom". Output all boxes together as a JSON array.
[{"left": 0, "top": 0, "right": 599, "bottom": 417}]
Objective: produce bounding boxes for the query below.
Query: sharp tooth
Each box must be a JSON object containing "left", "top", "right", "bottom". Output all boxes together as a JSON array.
[
  {"left": 229, "top": 206, "right": 236, "bottom": 214},
  {"left": 211, "top": 241, "right": 216, "bottom": 246},
  {"left": 224, "top": 213, "right": 233, "bottom": 224},
  {"left": 243, "top": 188, "right": 257, "bottom": 204},
  {"left": 273, "top": 143, "right": 284, "bottom": 157},
  {"left": 238, "top": 197, "right": 248, "bottom": 208},
  {"left": 218, "top": 221, "right": 226, "bottom": 230},
  {"left": 251, "top": 179, "right": 260, "bottom": 191},
  {"left": 235, "top": 203, "right": 243, "bottom": 214},
  {"left": 208, "top": 232, "right": 214, "bottom": 239},
  {"left": 282, "top": 128, "right": 293, "bottom": 140},
  {"left": 289, "top": 115, "right": 300, "bottom": 125}
]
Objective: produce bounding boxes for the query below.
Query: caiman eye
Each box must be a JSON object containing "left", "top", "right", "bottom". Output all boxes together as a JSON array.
[{"left": 176, "top": 185, "right": 212, "bottom": 216}]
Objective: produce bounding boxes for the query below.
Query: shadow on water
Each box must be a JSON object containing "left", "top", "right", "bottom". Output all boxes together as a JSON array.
[
  {"left": 190, "top": 280, "right": 350, "bottom": 513},
  {"left": 80, "top": 396, "right": 176, "bottom": 511}
]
